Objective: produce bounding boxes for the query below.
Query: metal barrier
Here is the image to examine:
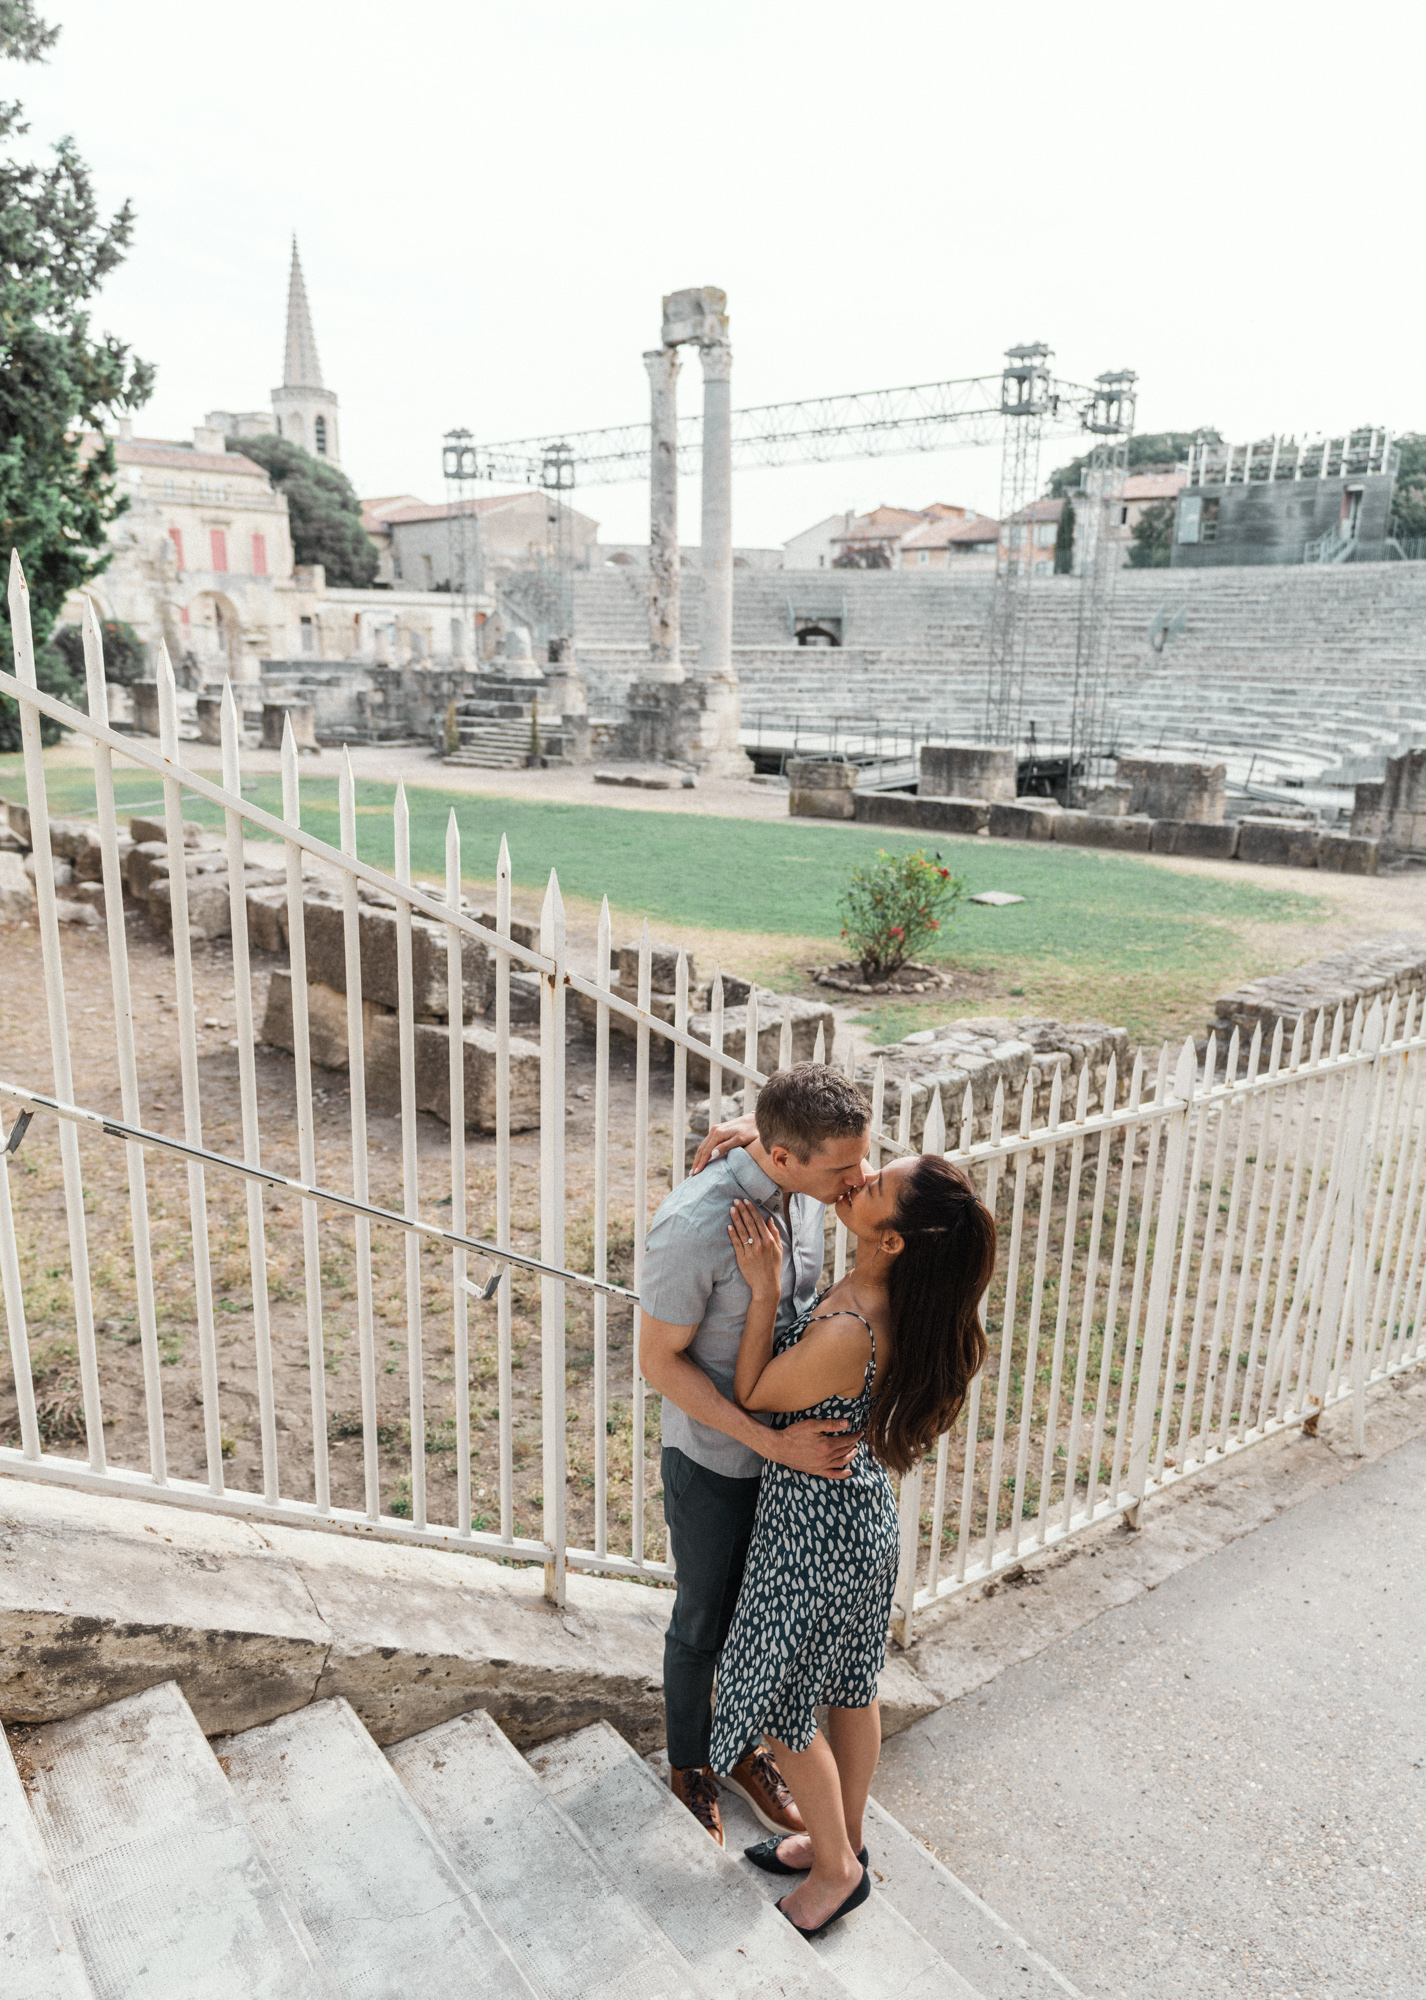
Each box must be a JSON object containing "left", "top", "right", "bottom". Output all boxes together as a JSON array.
[{"left": 2, "top": 555, "right": 1425, "bottom": 1647}]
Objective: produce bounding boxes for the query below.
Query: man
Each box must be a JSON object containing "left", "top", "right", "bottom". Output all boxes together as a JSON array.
[{"left": 639, "top": 1063, "right": 872, "bottom": 1845}]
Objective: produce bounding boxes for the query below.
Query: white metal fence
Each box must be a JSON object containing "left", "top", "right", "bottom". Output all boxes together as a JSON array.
[{"left": 3, "top": 553, "right": 1425, "bottom": 1648}]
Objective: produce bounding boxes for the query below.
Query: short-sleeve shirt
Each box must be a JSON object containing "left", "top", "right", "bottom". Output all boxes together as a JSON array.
[{"left": 641, "top": 1148, "right": 825, "bottom": 1479}]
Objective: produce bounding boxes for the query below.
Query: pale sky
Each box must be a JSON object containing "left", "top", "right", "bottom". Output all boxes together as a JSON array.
[{"left": 18, "top": 0, "right": 1425, "bottom": 547}]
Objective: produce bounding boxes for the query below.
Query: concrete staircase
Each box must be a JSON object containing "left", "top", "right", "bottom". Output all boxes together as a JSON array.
[
  {"left": 3, "top": 1681, "right": 1081, "bottom": 1999},
  {"left": 573, "top": 563, "right": 1426, "bottom": 786}
]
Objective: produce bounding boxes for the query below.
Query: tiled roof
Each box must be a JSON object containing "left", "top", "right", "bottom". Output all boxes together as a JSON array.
[
  {"left": 902, "top": 513, "right": 999, "bottom": 548},
  {"left": 1009, "top": 498, "right": 1066, "bottom": 524},
  {"left": 107, "top": 436, "right": 268, "bottom": 478}
]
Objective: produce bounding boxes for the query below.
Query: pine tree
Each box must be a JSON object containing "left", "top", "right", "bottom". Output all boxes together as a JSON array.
[{"left": 0, "top": 0, "right": 153, "bottom": 747}]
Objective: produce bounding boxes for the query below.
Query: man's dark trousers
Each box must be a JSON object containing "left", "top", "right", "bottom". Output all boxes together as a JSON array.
[{"left": 661, "top": 1445, "right": 761, "bottom": 1771}]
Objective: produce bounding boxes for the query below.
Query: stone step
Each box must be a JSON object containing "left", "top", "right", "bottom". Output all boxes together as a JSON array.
[
  {"left": 0, "top": 1720, "right": 94, "bottom": 1999},
  {"left": 22, "top": 1680, "right": 337, "bottom": 1999},
  {"left": 694, "top": 1768, "right": 983, "bottom": 2000},
  {"left": 863, "top": 1800, "right": 1082, "bottom": 2000},
  {"left": 216, "top": 1696, "right": 536, "bottom": 2000},
  {"left": 530, "top": 1720, "right": 853, "bottom": 2000},
  {"left": 388, "top": 1707, "right": 711, "bottom": 2000}
]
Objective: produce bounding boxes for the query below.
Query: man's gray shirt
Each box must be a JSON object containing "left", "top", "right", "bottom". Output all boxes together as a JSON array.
[{"left": 641, "top": 1148, "right": 824, "bottom": 1479}]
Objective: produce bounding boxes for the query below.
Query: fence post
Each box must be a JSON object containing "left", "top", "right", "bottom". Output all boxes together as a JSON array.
[
  {"left": 1304, "top": 1002, "right": 1384, "bottom": 1433},
  {"left": 540, "top": 870, "right": 568, "bottom": 1605},
  {"left": 1126, "top": 1039, "right": 1198, "bottom": 1519}
]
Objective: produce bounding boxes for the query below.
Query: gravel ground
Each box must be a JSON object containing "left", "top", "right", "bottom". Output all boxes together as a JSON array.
[{"left": 876, "top": 1430, "right": 1426, "bottom": 2000}]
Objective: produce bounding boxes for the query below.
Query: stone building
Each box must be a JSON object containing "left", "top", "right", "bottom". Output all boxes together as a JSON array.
[
  {"left": 361, "top": 491, "right": 601, "bottom": 590},
  {"left": 65, "top": 246, "right": 489, "bottom": 680},
  {"left": 898, "top": 511, "right": 999, "bottom": 570}
]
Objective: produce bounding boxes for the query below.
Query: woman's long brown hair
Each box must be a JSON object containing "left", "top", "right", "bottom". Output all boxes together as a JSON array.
[{"left": 867, "top": 1154, "right": 996, "bottom": 1476}]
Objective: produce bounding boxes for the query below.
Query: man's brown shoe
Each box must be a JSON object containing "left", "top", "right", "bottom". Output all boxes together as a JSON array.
[
  {"left": 720, "top": 1747, "right": 805, "bottom": 1835},
  {"left": 670, "top": 1764, "right": 724, "bottom": 1846}
]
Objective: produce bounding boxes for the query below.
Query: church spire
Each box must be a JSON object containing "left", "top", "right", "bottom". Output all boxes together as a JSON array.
[{"left": 283, "top": 237, "right": 324, "bottom": 390}]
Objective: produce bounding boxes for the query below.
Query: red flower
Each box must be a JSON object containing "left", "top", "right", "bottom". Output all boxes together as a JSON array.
[{"left": 937, "top": 868, "right": 950, "bottom": 878}]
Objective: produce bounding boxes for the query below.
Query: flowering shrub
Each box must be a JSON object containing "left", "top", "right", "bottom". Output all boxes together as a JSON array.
[{"left": 837, "top": 847, "right": 965, "bottom": 979}]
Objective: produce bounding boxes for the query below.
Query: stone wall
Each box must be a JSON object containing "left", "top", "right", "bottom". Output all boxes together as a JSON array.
[
  {"left": 1352, "top": 747, "right": 1426, "bottom": 853},
  {"left": 856, "top": 1016, "right": 1131, "bottom": 1146},
  {"left": 1210, "top": 931, "right": 1426, "bottom": 1048}
]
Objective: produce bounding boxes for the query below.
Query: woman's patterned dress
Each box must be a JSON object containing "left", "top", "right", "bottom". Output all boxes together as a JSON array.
[{"left": 709, "top": 1296, "right": 900, "bottom": 1771}]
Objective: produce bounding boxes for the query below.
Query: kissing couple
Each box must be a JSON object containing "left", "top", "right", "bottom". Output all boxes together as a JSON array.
[{"left": 639, "top": 1063, "right": 996, "bottom": 1939}]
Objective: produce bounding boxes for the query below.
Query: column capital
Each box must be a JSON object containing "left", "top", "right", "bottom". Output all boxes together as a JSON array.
[
  {"left": 643, "top": 346, "right": 681, "bottom": 380},
  {"left": 699, "top": 340, "right": 732, "bottom": 384}
]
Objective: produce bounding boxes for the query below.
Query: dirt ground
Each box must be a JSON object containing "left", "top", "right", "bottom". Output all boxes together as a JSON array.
[{"left": 0, "top": 911, "right": 704, "bottom": 1560}]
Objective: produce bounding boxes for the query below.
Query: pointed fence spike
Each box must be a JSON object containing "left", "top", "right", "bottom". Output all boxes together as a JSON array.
[
  {"left": 81, "top": 597, "right": 106, "bottom": 719},
  {"left": 220, "top": 681, "right": 242, "bottom": 793},
  {"left": 340, "top": 748, "right": 357, "bottom": 854},
  {"left": 813, "top": 1021, "right": 826, "bottom": 1065}
]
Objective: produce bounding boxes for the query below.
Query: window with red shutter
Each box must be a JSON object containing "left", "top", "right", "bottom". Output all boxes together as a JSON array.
[
  {"left": 210, "top": 529, "right": 228, "bottom": 572},
  {"left": 251, "top": 532, "right": 267, "bottom": 576},
  {"left": 168, "top": 527, "right": 184, "bottom": 570}
]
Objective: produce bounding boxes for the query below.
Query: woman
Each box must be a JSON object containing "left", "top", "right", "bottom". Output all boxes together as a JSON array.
[{"left": 709, "top": 1151, "right": 995, "bottom": 1938}]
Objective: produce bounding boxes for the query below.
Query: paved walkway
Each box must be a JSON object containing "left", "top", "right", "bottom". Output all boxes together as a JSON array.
[{"left": 876, "top": 1429, "right": 1426, "bottom": 1999}]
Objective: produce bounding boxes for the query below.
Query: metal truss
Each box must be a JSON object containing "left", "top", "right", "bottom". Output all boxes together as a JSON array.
[{"left": 445, "top": 371, "right": 1099, "bottom": 489}]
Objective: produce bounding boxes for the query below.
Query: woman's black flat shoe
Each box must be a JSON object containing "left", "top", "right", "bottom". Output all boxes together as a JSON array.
[
  {"left": 778, "top": 1864, "right": 871, "bottom": 1937},
  {"left": 746, "top": 1837, "right": 868, "bottom": 1877}
]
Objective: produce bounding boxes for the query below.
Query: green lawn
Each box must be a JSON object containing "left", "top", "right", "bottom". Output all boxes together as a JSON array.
[{"left": 4, "top": 759, "right": 1324, "bottom": 995}]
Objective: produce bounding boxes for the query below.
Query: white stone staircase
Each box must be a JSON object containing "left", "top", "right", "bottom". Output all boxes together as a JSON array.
[{"left": 3, "top": 1681, "right": 1081, "bottom": 2000}]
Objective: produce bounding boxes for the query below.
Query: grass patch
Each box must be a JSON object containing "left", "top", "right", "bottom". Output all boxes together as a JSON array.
[{"left": 8, "top": 755, "right": 1330, "bottom": 1042}]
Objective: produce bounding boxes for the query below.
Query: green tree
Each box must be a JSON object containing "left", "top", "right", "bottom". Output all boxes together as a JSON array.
[
  {"left": 1053, "top": 495, "right": 1075, "bottom": 574},
  {"left": 48, "top": 615, "right": 147, "bottom": 684},
  {"left": 1046, "top": 431, "right": 1221, "bottom": 500},
  {"left": 1389, "top": 434, "right": 1426, "bottom": 541},
  {"left": 228, "top": 432, "right": 378, "bottom": 588},
  {"left": 1126, "top": 498, "right": 1175, "bottom": 569},
  {"left": 0, "top": 0, "right": 153, "bottom": 748}
]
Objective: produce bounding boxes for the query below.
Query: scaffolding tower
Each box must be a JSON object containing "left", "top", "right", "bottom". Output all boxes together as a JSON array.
[
  {"left": 983, "top": 344, "right": 1056, "bottom": 746},
  {"left": 1065, "top": 372, "right": 1137, "bottom": 803},
  {"left": 441, "top": 429, "right": 484, "bottom": 661}
]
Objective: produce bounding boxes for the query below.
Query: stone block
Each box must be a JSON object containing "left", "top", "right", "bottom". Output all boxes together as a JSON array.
[
  {"left": 299, "top": 893, "right": 491, "bottom": 1019},
  {"left": 363, "top": 1011, "right": 540, "bottom": 1131},
  {"left": 196, "top": 693, "right": 223, "bottom": 744},
  {"left": 25, "top": 852, "right": 74, "bottom": 891},
  {"left": 1351, "top": 779, "right": 1385, "bottom": 842},
  {"left": 617, "top": 940, "right": 694, "bottom": 994},
  {"left": 1237, "top": 817, "right": 1322, "bottom": 870},
  {"left": 1080, "top": 779, "right": 1133, "bottom": 817},
  {"left": 131, "top": 681, "right": 160, "bottom": 735},
  {"left": 1381, "top": 747, "right": 1426, "bottom": 850},
  {"left": 854, "top": 791, "right": 991, "bottom": 837},
  {"left": 685, "top": 992, "right": 835, "bottom": 1090},
  {"left": 918, "top": 743, "right": 1016, "bottom": 803},
  {"left": 989, "top": 799, "right": 1057, "bottom": 841},
  {"left": 129, "top": 816, "right": 206, "bottom": 849},
  {"left": 0, "top": 850, "right": 36, "bottom": 922},
  {"left": 46, "top": 817, "right": 92, "bottom": 861},
  {"left": 74, "top": 826, "right": 117, "bottom": 880},
  {"left": 1155, "top": 819, "right": 1241, "bottom": 859},
  {"left": 260, "top": 970, "right": 356, "bottom": 1071},
  {"left": 4, "top": 798, "right": 31, "bottom": 845},
  {"left": 1052, "top": 812, "right": 1154, "bottom": 852},
  {"left": 788, "top": 759, "right": 857, "bottom": 820},
  {"left": 1317, "top": 831, "right": 1380, "bottom": 875},
  {"left": 245, "top": 885, "right": 289, "bottom": 954},
  {"left": 261, "top": 700, "right": 319, "bottom": 752},
  {"left": 1115, "top": 753, "right": 1226, "bottom": 823},
  {"left": 851, "top": 791, "right": 920, "bottom": 829},
  {"left": 147, "top": 873, "right": 233, "bottom": 940}
]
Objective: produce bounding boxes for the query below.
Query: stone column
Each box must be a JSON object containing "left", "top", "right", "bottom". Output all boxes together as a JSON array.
[
  {"left": 698, "top": 339, "right": 733, "bottom": 676},
  {"left": 644, "top": 346, "right": 682, "bottom": 680}
]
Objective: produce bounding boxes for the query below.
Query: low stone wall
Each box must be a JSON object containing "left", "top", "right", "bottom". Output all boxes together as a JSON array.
[
  {"left": 918, "top": 743, "right": 1016, "bottom": 803},
  {"left": 1210, "top": 930, "right": 1426, "bottom": 1047},
  {"left": 850, "top": 790, "right": 1379, "bottom": 874},
  {"left": 856, "top": 1015, "right": 1131, "bottom": 1145}
]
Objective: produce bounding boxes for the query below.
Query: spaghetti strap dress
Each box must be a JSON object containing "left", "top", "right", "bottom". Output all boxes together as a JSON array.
[{"left": 709, "top": 1295, "right": 901, "bottom": 1771}]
